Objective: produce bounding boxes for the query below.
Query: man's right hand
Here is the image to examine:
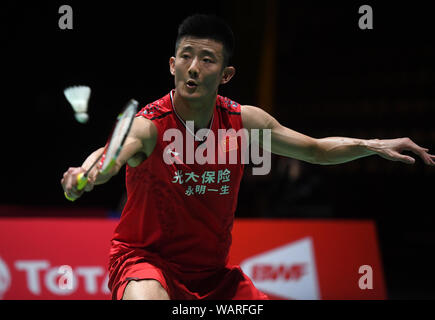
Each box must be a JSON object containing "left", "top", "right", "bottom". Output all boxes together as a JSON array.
[{"left": 61, "top": 167, "right": 96, "bottom": 201}]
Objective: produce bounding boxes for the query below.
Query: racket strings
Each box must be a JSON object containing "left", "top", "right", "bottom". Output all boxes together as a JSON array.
[{"left": 101, "top": 100, "right": 138, "bottom": 173}]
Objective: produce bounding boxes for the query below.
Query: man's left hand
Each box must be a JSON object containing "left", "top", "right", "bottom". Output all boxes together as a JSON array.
[{"left": 369, "top": 137, "right": 435, "bottom": 165}]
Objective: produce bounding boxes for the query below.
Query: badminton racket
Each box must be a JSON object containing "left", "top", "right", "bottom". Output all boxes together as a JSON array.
[{"left": 65, "top": 99, "right": 138, "bottom": 201}]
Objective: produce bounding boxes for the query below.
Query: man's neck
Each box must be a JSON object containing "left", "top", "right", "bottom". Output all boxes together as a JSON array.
[{"left": 172, "top": 89, "right": 216, "bottom": 130}]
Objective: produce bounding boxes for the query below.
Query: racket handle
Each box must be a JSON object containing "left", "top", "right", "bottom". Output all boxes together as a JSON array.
[
  {"left": 76, "top": 172, "right": 88, "bottom": 190},
  {"left": 64, "top": 192, "right": 76, "bottom": 202},
  {"left": 64, "top": 172, "right": 88, "bottom": 202}
]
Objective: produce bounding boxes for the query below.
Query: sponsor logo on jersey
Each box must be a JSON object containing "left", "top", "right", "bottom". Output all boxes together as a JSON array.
[{"left": 220, "top": 135, "right": 239, "bottom": 153}]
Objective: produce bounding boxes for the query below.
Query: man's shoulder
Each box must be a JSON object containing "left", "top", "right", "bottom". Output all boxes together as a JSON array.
[
  {"left": 216, "top": 94, "right": 242, "bottom": 115},
  {"left": 136, "top": 92, "right": 173, "bottom": 121}
]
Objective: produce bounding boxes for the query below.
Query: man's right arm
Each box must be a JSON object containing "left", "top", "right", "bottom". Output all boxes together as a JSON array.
[{"left": 61, "top": 116, "right": 157, "bottom": 200}]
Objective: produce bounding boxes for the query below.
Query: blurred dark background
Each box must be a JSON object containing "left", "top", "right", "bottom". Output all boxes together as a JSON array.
[{"left": 1, "top": 1, "right": 434, "bottom": 299}]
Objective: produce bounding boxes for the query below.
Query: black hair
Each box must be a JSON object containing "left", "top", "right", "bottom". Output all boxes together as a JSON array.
[{"left": 175, "top": 14, "right": 235, "bottom": 66}]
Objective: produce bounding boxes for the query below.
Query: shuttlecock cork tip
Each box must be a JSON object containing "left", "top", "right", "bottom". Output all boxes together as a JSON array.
[{"left": 75, "top": 112, "right": 89, "bottom": 123}]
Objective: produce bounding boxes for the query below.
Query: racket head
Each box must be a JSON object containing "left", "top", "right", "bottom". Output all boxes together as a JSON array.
[{"left": 98, "top": 99, "right": 138, "bottom": 174}]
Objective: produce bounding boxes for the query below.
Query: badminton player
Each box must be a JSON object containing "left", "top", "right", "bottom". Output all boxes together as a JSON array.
[{"left": 61, "top": 14, "right": 435, "bottom": 300}]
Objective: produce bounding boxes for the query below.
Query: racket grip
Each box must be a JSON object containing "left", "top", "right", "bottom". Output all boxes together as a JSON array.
[
  {"left": 64, "top": 173, "right": 88, "bottom": 201},
  {"left": 77, "top": 172, "right": 88, "bottom": 190},
  {"left": 64, "top": 192, "right": 76, "bottom": 202}
]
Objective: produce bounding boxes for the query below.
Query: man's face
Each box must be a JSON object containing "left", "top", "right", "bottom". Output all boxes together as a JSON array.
[{"left": 170, "top": 37, "right": 234, "bottom": 101}]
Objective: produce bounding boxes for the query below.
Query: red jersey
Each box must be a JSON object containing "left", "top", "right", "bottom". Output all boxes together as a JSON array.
[{"left": 110, "top": 90, "right": 245, "bottom": 274}]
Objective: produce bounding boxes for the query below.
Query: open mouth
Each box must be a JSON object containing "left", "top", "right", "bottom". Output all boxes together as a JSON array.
[{"left": 186, "top": 80, "right": 198, "bottom": 88}]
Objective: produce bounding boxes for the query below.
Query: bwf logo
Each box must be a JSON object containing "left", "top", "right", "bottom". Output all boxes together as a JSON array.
[{"left": 240, "top": 237, "right": 320, "bottom": 300}]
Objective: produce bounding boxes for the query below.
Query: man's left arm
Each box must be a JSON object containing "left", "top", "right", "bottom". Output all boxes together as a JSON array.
[{"left": 241, "top": 105, "right": 435, "bottom": 166}]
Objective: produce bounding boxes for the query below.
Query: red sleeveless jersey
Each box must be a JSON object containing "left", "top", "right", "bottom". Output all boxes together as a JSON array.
[{"left": 111, "top": 90, "right": 245, "bottom": 273}]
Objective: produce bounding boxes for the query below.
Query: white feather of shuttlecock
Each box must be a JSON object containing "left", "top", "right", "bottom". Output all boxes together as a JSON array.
[{"left": 64, "top": 86, "right": 91, "bottom": 123}]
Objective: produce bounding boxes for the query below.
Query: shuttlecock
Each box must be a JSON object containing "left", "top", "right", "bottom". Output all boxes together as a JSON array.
[{"left": 63, "top": 85, "right": 91, "bottom": 123}]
